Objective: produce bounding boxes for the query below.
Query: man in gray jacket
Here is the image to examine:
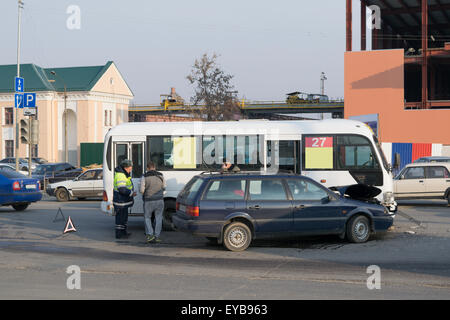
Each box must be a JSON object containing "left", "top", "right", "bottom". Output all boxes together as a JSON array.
[{"left": 140, "top": 162, "right": 166, "bottom": 243}]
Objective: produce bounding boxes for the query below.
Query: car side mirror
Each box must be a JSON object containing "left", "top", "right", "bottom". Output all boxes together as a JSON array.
[{"left": 321, "top": 196, "right": 332, "bottom": 204}]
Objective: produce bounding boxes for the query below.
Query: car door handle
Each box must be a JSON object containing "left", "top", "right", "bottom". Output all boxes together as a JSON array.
[
  {"left": 249, "top": 205, "right": 260, "bottom": 210},
  {"left": 294, "top": 205, "right": 306, "bottom": 209},
  {"left": 419, "top": 180, "right": 424, "bottom": 183}
]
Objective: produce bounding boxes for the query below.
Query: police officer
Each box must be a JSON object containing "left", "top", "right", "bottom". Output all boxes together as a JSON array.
[{"left": 113, "top": 159, "right": 136, "bottom": 239}]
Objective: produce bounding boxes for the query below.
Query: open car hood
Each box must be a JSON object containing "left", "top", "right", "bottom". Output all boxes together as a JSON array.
[{"left": 330, "top": 184, "right": 382, "bottom": 201}]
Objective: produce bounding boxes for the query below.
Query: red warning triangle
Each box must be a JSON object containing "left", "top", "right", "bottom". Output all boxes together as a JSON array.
[{"left": 63, "top": 216, "right": 77, "bottom": 234}]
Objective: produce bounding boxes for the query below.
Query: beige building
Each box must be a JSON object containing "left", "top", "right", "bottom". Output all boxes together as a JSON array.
[{"left": 0, "top": 61, "right": 134, "bottom": 165}]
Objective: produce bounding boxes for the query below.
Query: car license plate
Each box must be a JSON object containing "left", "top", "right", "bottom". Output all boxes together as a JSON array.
[
  {"left": 25, "top": 184, "right": 36, "bottom": 189},
  {"left": 179, "top": 204, "right": 186, "bottom": 212}
]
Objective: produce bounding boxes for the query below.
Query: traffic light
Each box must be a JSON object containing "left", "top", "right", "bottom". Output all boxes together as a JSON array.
[
  {"left": 31, "top": 119, "right": 39, "bottom": 145},
  {"left": 20, "top": 119, "right": 30, "bottom": 144}
]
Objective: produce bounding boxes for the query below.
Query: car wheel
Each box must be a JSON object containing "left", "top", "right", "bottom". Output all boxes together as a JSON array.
[
  {"left": 447, "top": 193, "right": 450, "bottom": 206},
  {"left": 223, "top": 222, "right": 252, "bottom": 252},
  {"left": 55, "top": 188, "right": 70, "bottom": 202},
  {"left": 162, "top": 199, "right": 176, "bottom": 231},
  {"left": 12, "top": 203, "right": 29, "bottom": 211},
  {"left": 346, "top": 215, "right": 371, "bottom": 243}
]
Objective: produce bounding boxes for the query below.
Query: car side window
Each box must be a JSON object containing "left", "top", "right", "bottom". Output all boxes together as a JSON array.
[
  {"left": 427, "top": 166, "right": 449, "bottom": 179},
  {"left": 78, "top": 171, "right": 96, "bottom": 181},
  {"left": 287, "top": 179, "right": 329, "bottom": 201},
  {"left": 204, "top": 179, "right": 246, "bottom": 200},
  {"left": 96, "top": 170, "right": 103, "bottom": 180},
  {"left": 404, "top": 167, "right": 425, "bottom": 179},
  {"left": 249, "top": 179, "right": 287, "bottom": 201}
]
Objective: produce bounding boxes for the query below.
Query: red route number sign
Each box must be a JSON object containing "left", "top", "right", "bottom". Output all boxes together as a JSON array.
[{"left": 305, "top": 137, "right": 333, "bottom": 148}]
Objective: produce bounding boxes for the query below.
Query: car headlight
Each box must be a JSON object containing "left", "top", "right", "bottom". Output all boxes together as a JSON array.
[{"left": 383, "top": 192, "right": 394, "bottom": 204}]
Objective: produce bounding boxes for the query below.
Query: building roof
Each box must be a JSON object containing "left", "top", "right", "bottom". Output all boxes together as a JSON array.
[{"left": 0, "top": 61, "right": 113, "bottom": 93}]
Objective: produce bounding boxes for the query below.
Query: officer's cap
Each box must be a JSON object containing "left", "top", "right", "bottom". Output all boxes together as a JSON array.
[{"left": 120, "top": 159, "right": 133, "bottom": 167}]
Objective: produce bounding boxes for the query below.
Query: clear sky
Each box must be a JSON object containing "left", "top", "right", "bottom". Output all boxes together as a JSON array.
[{"left": 0, "top": 0, "right": 367, "bottom": 104}]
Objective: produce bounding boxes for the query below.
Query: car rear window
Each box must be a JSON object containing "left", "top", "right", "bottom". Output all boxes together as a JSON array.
[
  {"left": 179, "top": 177, "right": 204, "bottom": 202},
  {"left": 0, "top": 169, "right": 27, "bottom": 179}
]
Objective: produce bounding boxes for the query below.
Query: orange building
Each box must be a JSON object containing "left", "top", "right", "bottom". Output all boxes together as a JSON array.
[{"left": 344, "top": 0, "right": 450, "bottom": 157}]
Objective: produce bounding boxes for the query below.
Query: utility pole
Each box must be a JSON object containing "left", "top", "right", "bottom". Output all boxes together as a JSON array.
[{"left": 15, "top": 0, "right": 24, "bottom": 172}]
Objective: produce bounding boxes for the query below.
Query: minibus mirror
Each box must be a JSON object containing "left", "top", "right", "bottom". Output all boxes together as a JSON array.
[{"left": 393, "top": 153, "right": 401, "bottom": 169}]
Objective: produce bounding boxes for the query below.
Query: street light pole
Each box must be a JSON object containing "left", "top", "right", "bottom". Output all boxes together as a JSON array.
[{"left": 15, "top": 0, "right": 24, "bottom": 172}]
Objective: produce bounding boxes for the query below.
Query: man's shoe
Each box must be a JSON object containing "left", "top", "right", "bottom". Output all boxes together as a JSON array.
[
  {"left": 146, "top": 235, "right": 155, "bottom": 243},
  {"left": 154, "top": 237, "right": 162, "bottom": 243}
]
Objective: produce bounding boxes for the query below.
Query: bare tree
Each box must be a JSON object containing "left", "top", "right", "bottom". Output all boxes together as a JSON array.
[{"left": 187, "top": 53, "right": 241, "bottom": 121}]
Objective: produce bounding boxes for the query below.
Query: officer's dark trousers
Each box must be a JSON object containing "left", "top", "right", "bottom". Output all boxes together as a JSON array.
[{"left": 114, "top": 205, "right": 129, "bottom": 238}]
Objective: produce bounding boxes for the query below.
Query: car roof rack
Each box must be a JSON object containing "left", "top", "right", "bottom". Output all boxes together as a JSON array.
[{"left": 199, "top": 170, "right": 299, "bottom": 176}]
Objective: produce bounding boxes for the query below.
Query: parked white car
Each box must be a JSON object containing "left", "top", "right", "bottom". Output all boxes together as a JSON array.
[
  {"left": 46, "top": 168, "right": 103, "bottom": 201},
  {"left": 394, "top": 163, "right": 450, "bottom": 205}
]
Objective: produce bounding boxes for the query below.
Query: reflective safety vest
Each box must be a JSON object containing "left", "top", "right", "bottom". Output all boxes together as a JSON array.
[{"left": 113, "top": 171, "right": 134, "bottom": 207}]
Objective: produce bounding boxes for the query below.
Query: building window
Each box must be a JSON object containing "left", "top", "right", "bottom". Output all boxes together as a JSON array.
[
  {"left": 5, "top": 108, "right": 14, "bottom": 125},
  {"left": 104, "top": 110, "right": 113, "bottom": 126},
  {"left": 5, "top": 140, "right": 14, "bottom": 158}
]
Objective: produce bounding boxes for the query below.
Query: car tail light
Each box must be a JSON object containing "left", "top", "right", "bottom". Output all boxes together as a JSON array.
[
  {"left": 37, "top": 181, "right": 41, "bottom": 190},
  {"left": 103, "top": 191, "right": 108, "bottom": 201},
  {"left": 13, "top": 181, "right": 21, "bottom": 191},
  {"left": 186, "top": 206, "right": 199, "bottom": 217},
  {"left": 176, "top": 202, "right": 180, "bottom": 211}
]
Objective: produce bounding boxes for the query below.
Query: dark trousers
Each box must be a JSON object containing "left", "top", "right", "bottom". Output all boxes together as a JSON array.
[{"left": 114, "top": 205, "right": 129, "bottom": 238}]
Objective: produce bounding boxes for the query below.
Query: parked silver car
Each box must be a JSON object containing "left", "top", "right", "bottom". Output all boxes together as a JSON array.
[
  {"left": 46, "top": 168, "right": 103, "bottom": 201},
  {"left": 394, "top": 163, "right": 450, "bottom": 205}
]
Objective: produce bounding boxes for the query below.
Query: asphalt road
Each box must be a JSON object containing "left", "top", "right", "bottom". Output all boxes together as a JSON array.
[{"left": 0, "top": 197, "right": 449, "bottom": 300}]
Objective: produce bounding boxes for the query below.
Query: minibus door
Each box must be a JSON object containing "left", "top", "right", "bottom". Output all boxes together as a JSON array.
[
  {"left": 113, "top": 142, "right": 145, "bottom": 214},
  {"left": 129, "top": 142, "right": 145, "bottom": 214}
]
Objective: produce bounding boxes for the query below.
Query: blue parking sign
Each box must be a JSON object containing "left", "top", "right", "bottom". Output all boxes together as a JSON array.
[
  {"left": 15, "top": 93, "right": 24, "bottom": 108},
  {"left": 24, "top": 93, "right": 36, "bottom": 108},
  {"left": 15, "top": 77, "right": 24, "bottom": 93}
]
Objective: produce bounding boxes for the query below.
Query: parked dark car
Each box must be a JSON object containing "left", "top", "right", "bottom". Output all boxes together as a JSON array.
[
  {"left": 414, "top": 156, "right": 450, "bottom": 163},
  {"left": 32, "top": 163, "right": 83, "bottom": 189},
  {"left": 173, "top": 173, "right": 393, "bottom": 251},
  {"left": 32, "top": 157, "right": 48, "bottom": 164},
  {"left": 0, "top": 157, "right": 37, "bottom": 171},
  {"left": 0, "top": 169, "right": 42, "bottom": 211}
]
